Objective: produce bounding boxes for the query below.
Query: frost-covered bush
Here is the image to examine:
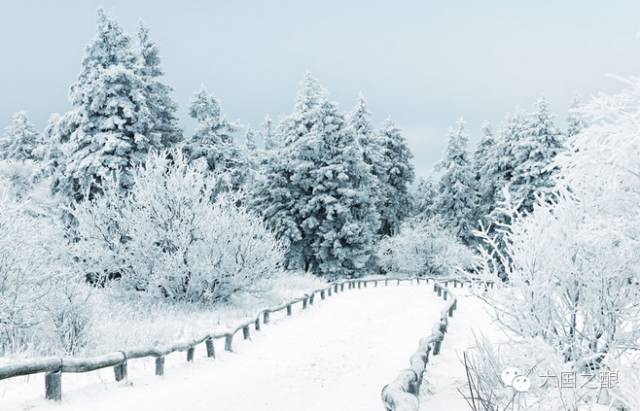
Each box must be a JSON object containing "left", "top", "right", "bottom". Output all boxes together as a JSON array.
[
  {"left": 0, "top": 178, "right": 86, "bottom": 355},
  {"left": 71, "top": 151, "right": 285, "bottom": 304},
  {"left": 377, "top": 217, "right": 475, "bottom": 276},
  {"left": 474, "top": 76, "right": 640, "bottom": 366},
  {"left": 462, "top": 335, "right": 596, "bottom": 411},
  {"left": 0, "top": 159, "right": 39, "bottom": 199}
]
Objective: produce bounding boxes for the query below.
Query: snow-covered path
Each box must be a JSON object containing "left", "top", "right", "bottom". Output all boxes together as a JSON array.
[
  {"left": 418, "top": 292, "right": 500, "bottom": 410},
  {"left": 2, "top": 284, "right": 445, "bottom": 411}
]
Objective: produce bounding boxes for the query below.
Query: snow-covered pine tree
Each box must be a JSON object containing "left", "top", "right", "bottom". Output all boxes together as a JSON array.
[
  {"left": 509, "top": 97, "right": 564, "bottom": 213},
  {"left": 1, "top": 111, "right": 40, "bottom": 161},
  {"left": 136, "top": 22, "right": 182, "bottom": 147},
  {"left": 242, "top": 126, "right": 257, "bottom": 152},
  {"left": 566, "top": 94, "right": 587, "bottom": 139},
  {"left": 413, "top": 176, "right": 437, "bottom": 219},
  {"left": 472, "top": 122, "right": 500, "bottom": 223},
  {"left": 346, "top": 95, "right": 384, "bottom": 228},
  {"left": 53, "top": 10, "right": 163, "bottom": 202},
  {"left": 375, "top": 119, "right": 415, "bottom": 236},
  {"left": 434, "top": 118, "right": 477, "bottom": 244},
  {"left": 183, "top": 87, "right": 245, "bottom": 196},
  {"left": 261, "top": 115, "right": 276, "bottom": 150},
  {"left": 253, "top": 74, "right": 379, "bottom": 278}
]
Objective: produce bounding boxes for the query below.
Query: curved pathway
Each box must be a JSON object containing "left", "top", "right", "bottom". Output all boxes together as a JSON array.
[{"left": 2, "top": 284, "right": 444, "bottom": 411}]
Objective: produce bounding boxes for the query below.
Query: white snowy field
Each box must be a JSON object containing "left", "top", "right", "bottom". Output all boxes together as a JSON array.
[{"left": 1, "top": 283, "right": 451, "bottom": 411}]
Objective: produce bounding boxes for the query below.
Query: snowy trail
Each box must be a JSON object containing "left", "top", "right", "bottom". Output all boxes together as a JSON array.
[
  {"left": 2, "top": 284, "right": 445, "bottom": 411},
  {"left": 418, "top": 293, "right": 500, "bottom": 411}
]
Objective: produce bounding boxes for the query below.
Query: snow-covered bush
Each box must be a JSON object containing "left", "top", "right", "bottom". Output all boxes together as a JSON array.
[
  {"left": 0, "top": 179, "right": 82, "bottom": 355},
  {"left": 0, "top": 159, "right": 39, "bottom": 199},
  {"left": 462, "top": 335, "right": 596, "bottom": 411},
  {"left": 71, "top": 150, "right": 285, "bottom": 304},
  {"left": 474, "top": 76, "right": 640, "bottom": 366},
  {"left": 377, "top": 217, "right": 475, "bottom": 277}
]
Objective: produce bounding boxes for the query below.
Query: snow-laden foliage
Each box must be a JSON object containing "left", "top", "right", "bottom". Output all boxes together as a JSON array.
[
  {"left": 1, "top": 111, "right": 40, "bottom": 161},
  {"left": 53, "top": 10, "right": 174, "bottom": 203},
  {"left": 71, "top": 151, "right": 284, "bottom": 304},
  {"left": 474, "top": 77, "right": 640, "bottom": 366},
  {"left": 413, "top": 176, "right": 437, "bottom": 219},
  {"left": 377, "top": 217, "right": 474, "bottom": 277},
  {"left": 183, "top": 87, "right": 247, "bottom": 198},
  {"left": 253, "top": 74, "right": 379, "bottom": 278},
  {"left": 471, "top": 122, "right": 500, "bottom": 224},
  {"left": 462, "top": 335, "right": 596, "bottom": 411},
  {"left": 434, "top": 118, "right": 477, "bottom": 244},
  {"left": 0, "top": 178, "right": 89, "bottom": 356},
  {"left": 136, "top": 22, "right": 182, "bottom": 147},
  {"left": 375, "top": 119, "right": 415, "bottom": 236},
  {"left": 566, "top": 94, "right": 587, "bottom": 139},
  {"left": 508, "top": 98, "right": 564, "bottom": 213}
]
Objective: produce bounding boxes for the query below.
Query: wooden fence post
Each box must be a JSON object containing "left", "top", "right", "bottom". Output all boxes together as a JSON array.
[
  {"left": 443, "top": 290, "right": 448, "bottom": 300},
  {"left": 303, "top": 298, "right": 308, "bottom": 309},
  {"left": 310, "top": 294, "right": 315, "bottom": 304},
  {"left": 374, "top": 280, "right": 378, "bottom": 287},
  {"left": 341, "top": 283, "right": 345, "bottom": 291},
  {"left": 114, "top": 361, "right": 127, "bottom": 382},
  {"left": 255, "top": 317, "right": 261, "bottom": 331},
  {"left": 321, "top": 290, "right": 326, "bottom": 299},
  {"left": 385, "top": 279, "right": 388, "bottom": 286},
  {"left": 328, "top": 288, "right": 332, "bottom": 296},
  {"left": 155, "top": 356, "right": 165, "bottom": 376},
  {"left": 397, "top": 279, "right": 400, "bottom": 286},
  {"left": 264, "top": 311, "right": 270, "bottom": 324},
  {"left": 45, "top": 370, "right": 61, "bottom": 401},
  {"left": 243, "top": 325, "right": 251, "bottom": 339},
  {"left": 225, "top": 334, "right": 233, "bottom": 352},
  {"left": 358, "top": 281, "right": 362, "bottom": 289},
  {"left": 187, "top": 346, "right": 195, "bottom": 362},
  {"left": 206, "top": 337, "right": 215, "bottom": 359},
  {"left": 433, "top": 337, "right": 443, "bottom": 355},
  {"left": 286, "top": 304, "right": 292, "bottom": 316},
  {"left": 448, "top": 304, "right": 455, "bottom": 317},
  {"left": 364, "top": 281, "right": 367, "bottom": 288}
]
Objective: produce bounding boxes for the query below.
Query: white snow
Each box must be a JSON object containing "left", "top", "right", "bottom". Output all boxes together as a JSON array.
[
  {"left": 1, "top": 283, "right": 446, "bottom": 411},
  {"left": 419, "top": 292, "right": 501, "bottom": 411}
]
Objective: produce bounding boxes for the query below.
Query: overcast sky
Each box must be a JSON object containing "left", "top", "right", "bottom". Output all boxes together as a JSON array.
[{"left": 1, "top": 1, "right": 639, "bottom": 177}]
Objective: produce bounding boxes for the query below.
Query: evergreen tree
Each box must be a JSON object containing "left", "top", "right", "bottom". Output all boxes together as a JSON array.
[
  {"left": 472, "top": 122, "right": 500, "bottom": 222},
  {"left": 414, "top": 176, "right": 437, "bottom": 219},
  {"left": 253, "top": 74, "right": 379, "bottom": 278},
  {"left": 1, "top": 111, "right": 39, "bottom": 161},
  {"left": 183, "top": 87, "right": 245, "bottom": 196},
  {"left": 510, "top": 98, "right": 564, "bottom": 213},
  {"left": 261, "top": 115, "right": 276, "bottom": 150},
  {"left": 434, "top": 118, "right": 477, "bottom": 244},
  {"left": 242, "top": 126, "right": 257, "bottom": 152},
  {"left": 136, "top": 22, "right": 182, "bottom": 147},
  {"left": 376, "top": 119, "right": 415, "bottom": 235},
  {"left": 566, "top": 94, "right": 587, "bottom": 138},
  {"left": 54, "top": 10, "right": 162, "bottom": 202}
]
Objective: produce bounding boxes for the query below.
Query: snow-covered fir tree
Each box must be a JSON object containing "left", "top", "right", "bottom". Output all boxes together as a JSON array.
[
  {"left": 1, "top": 111, "right": 40, "bottom": 161},
  {"left": 375, "top": 119, "right": 415, "bottom": 236},
  {"left": 413, "top": 176, "right": 438, "bottom": 218},
  {"left": 509, "top": 97, "right": 564, "bottom": 213},
  {"left": 136, "top": 22, "right": 182, "bottom": 147},
  {"left": 242, "top": 126, "right": 257, "bottom": 152},
  {"left": 472, "top": 122, "right": 501, "bottom": 223},
  {"left": 253, "top": 74, "right": 379, "bottom": 278},
  {"left": 566, "top": 94, "right": 587, "bottom": 138},
  {"left": 261, "top": 115, "right": 276, "bottom": 150},
  {"left": 183, "top": 87, "right": 245, "bottom": 196},
  {"left": 434, "top": 118, "right": 477, "bottom": 244},
  {"left": 53, "top": 10, "right": 166, "bottom": 202},
  {"left": 346, "top": 95, "right": 384, "bottom": 226}
]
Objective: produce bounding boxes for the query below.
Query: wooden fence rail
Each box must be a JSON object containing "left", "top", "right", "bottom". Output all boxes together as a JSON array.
[
  {"left": 0, "top": 275, "right": 485, "bottom": 402},
  {"left": 380, "top": 281, "right": 461, "bottom": 411}
]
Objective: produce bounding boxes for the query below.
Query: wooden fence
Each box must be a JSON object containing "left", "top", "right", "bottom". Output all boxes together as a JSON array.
[
  {"left": 0, "top": 275, "right": 477, "bottom": 402},
  {"left": 380, "top": 280, "right": 464, "bottom": 411}
]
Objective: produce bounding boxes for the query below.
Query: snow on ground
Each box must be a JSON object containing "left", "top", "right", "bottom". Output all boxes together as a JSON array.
[
  {"left": 418, "top": 289, "right": 503, "bottom": 411},
  {"left": 1, "top": 283, "right": 446, "bottom": 411}
]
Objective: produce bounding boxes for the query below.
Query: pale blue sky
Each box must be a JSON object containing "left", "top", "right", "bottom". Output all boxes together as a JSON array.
[{"left": 1, "top": 1, "right": 639, "bottom": 176}]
